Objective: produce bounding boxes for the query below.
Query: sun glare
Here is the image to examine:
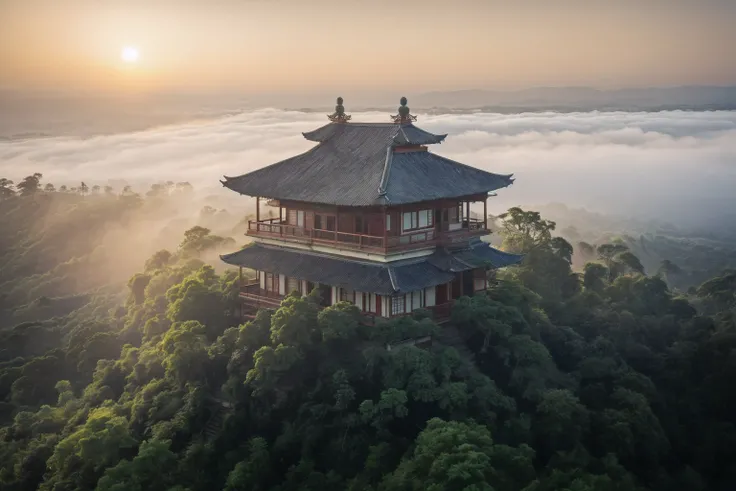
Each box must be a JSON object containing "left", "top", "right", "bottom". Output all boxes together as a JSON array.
[{"left": 121, "top": 46, "right": 139, "bottom": 63}]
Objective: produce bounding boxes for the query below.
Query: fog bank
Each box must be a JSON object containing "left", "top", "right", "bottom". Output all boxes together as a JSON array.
[{"left": 1, "top": 109, "right": 734, "bottom": 232}]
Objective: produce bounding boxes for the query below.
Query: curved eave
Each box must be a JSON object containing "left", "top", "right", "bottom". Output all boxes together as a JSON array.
[{"left": 302, "top": 123, "right": 336, "bottom": 142}]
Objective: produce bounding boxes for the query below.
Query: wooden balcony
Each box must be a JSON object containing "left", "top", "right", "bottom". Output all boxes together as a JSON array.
[
  {"left": 247, "top": 218, "right": 486, "bottom": 253},
  {"left": 239, "top": 282, "right": 283, "bottom": 310}
]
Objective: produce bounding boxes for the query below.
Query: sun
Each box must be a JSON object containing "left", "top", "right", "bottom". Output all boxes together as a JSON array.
[{"left": 121, "top": 46, "right": 139, "bottom": 63}]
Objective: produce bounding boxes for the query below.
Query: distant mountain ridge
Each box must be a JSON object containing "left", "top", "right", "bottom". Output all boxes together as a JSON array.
[{"left": 294, "top": 86, "right": 736, "bottom": 113}]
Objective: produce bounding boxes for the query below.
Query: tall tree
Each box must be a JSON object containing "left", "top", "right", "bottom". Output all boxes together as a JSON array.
[{"left": 15, "top": 173, "right": 43, "bottom": 196}]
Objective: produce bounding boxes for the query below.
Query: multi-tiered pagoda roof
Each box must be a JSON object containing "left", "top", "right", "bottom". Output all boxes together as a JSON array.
[
  {"left": 222, "top": 118, "right": 514, "bottom": 206},
  {"left": 220, "top": 97, "right": 522, "bottom": 318}
]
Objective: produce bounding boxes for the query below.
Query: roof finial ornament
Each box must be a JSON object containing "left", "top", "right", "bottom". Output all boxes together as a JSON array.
[
  {"left": 392, "top": 96, "right": 417, "bottom": 124},
  {"left": 327, "top": 96, "right": 352, "bottom": 123}
]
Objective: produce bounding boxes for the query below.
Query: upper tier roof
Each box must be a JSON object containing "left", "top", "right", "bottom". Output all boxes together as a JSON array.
[{"left": 222, "top": 117, "right": 514, "bottom": 207}]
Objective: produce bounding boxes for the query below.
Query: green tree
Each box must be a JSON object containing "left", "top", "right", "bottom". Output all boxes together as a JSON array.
[
  {"left": 380, "top": 418, "right": 536, "bottom": 491},
  {"left": 95, "top": 439, "right": 179, "bottom": 491}
]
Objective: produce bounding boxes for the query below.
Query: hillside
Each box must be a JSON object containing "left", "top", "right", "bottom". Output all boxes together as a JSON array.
[{"left": 0, "top": 176, "right": 735, "bottom": 491}]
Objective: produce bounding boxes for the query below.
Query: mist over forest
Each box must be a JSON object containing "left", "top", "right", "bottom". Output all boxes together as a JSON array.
[
  {"left": 2, "top": 106, "right": 735, "bottom": 233},
  {"left": 1, "top": 99, "right": 736, "bottom": 491}
]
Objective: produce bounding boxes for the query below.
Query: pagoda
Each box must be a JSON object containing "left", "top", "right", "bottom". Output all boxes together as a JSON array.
[{"left": 220, "top": 97, "right": 522, "bottom": 322}]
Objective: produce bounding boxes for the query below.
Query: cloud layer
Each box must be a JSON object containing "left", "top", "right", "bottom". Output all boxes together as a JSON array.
[{"left": 1, "top": 109, "right": 734, "bottom": 230}]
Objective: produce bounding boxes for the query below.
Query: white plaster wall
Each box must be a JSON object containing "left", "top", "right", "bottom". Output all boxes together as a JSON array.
[
  {"left": 425, "top": 286, "right": 436, "bottom": 307},
  {"left": 332, "top": 286, "right": 338, "bottom": 305},
  {"left": 259, "top": 271, "right": 265, "bottom": 290},
  {"left": 278, "top": 274, "right": 286, "bottom": 295},
  {"left": 381, "top": 295, "right": 390, "bottom": 317},
  {"left": 411, "top": 290, "right": 422, "bottom": 310}
]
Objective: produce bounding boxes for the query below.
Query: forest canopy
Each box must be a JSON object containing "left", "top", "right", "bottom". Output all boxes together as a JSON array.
[{"left": 1, "top": 175, "right": 735, "bottom": 491}]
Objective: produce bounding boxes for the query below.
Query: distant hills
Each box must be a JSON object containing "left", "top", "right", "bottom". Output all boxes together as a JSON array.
[
  {"left": 287, "top": 86, "right": 736, "bottom": 113},
  {"left": 407, "top": 86, "right": 736, "bottom": 113},
  {"left": 300, "top": 86, "right": 736, "bottom": 114},
  {"left": 2, "top": 85, "right": 735, "bottom": 139}
]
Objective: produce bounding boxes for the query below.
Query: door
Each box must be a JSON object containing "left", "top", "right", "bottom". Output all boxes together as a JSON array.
[
  {"left": 318, "top": 284, "right": 332, "bottom": 306},
  {"left": 451, "top": 274, "right": 462, "bottom": 300},
  {"left": 462, "top": 271, "right": 474, "bottom": 297},
  {"left": 436, "top": 283, "right": 448, "bottom": 304}
]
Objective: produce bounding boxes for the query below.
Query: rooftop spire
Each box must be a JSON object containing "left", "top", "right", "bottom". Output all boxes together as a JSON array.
[
  {"left": 327, "top": 96, "right": 351, "bottom": 123},
  {"left": 392, "top": 96, "right": 417, "bottom": 124}
]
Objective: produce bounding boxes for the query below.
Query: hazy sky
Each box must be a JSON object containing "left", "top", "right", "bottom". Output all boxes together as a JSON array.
[{"left": 2, "top": 0, "right": 735, "bottom": 94}]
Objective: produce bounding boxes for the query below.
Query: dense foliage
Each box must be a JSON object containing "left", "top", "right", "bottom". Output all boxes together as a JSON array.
[{"left": 1, "top": 178, "right": 736, "bottom": 490}]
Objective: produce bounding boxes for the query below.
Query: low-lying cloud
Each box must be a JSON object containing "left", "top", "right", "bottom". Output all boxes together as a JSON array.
[{"left": 1, "top": 109, "right": 734, "bottom": 231}]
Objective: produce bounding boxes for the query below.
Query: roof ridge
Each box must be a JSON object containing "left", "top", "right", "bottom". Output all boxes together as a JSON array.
[
  {"left": 387, "top": 266, "right": 399, "bottom": 292},
  {"left": 377, "top": 146, "right": 393, "bottom": 199}
]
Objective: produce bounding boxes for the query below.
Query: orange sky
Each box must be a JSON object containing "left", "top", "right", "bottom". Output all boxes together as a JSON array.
[{"left": 1, "top": 0, "right": 734, "bottom": 94}]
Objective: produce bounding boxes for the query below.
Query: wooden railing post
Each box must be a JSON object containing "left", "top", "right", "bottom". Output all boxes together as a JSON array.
[
  {"left": 383, "top": 208, "right": 388, "bottom": 253},
  {"left": 335, "top": 208, "right": 339, "bottom": 245}
]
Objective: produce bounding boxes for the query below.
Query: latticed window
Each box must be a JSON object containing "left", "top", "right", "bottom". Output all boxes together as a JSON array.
[
  {"left": 286, "top": 277, "right": 300, "bottom": 294},
  {"left": 391, "top": 295, "right": 405, "bottom": 315}
]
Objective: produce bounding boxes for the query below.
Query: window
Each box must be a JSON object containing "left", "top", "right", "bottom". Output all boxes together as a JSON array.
[
  {"left": 411, "top": 290, "right": 424, "bottom": 310},
  {"left": 402, "top": 212, "right": 412, "bottom": 231},
  {"left": 264, "top": 273, "right": 278, "bottom": 293},
  {"left": 367, "top": 293, "right": 377, "bottom": 313},
  {"left": 340, "top": 287, "right": 353, "bottom": 303},
  {"left": 391, "top": 295, "right": 405, "bottom": 315},
  {"left": 286, "top": 276, "right": 300, "bottom": 294},
  {"left": 446, "top": 206, "right": 460, "bottom": 223},
  {"left": 315, "top": 214, "right": 336, "bottom": 231},
  {"left": 401, "top": 209, "right": 433, "bottom": 232},
  {"left": 296, "top": 210, "right": 305, "bottom": 227}
]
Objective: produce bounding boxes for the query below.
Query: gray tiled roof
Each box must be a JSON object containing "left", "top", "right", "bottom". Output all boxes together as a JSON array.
[
  {"left": 221, "top": 122, "right": 513, "bottom": 207},
  {"left": 426, "top": 239, "right": 524, "bottom": 272},
  {"left": 220, "top": 240, "right": 523, "bottom": 295},
  {"left": 221, "top": 243, "right": 453, "bottom": 295}
]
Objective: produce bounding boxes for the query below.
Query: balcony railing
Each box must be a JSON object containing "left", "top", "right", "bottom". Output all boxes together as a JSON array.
[
  {"left": 239, "top": 284, "right": 454, "bottom": 325},
  {"left": 247, "top": 218, "right": 485, "bottom": 253},
  {"left": 240, "top": 282, "right": 283, "bottom": 309}
]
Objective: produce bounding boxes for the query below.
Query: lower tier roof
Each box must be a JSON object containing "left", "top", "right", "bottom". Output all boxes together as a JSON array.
[{"left": 220, "top": 239, "right": 522, "bottom": 296}]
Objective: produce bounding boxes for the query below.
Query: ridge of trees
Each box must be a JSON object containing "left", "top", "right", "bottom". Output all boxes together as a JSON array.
[{"left": 0, "top": 180, "right": 735, "bottom": 490}]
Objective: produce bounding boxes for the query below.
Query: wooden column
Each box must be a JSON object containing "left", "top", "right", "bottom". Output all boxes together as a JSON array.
[
  {"left": 335, "top": 207, "right": 339, "bottom": 244},
  {"left": 238, "top": 266, "right": 243, "bottom": 287},
  {"left": 483, "top": 196, "right": 488, "bottom": 231},
  {"left": 279, "top": 206, "right": 283, "bottom": 236},
  {"left": 255, "top": 196, "right": 260, "bottom": 223},
  {"left": 465, "top": 201, "right": 470, "bottom": 227}
]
